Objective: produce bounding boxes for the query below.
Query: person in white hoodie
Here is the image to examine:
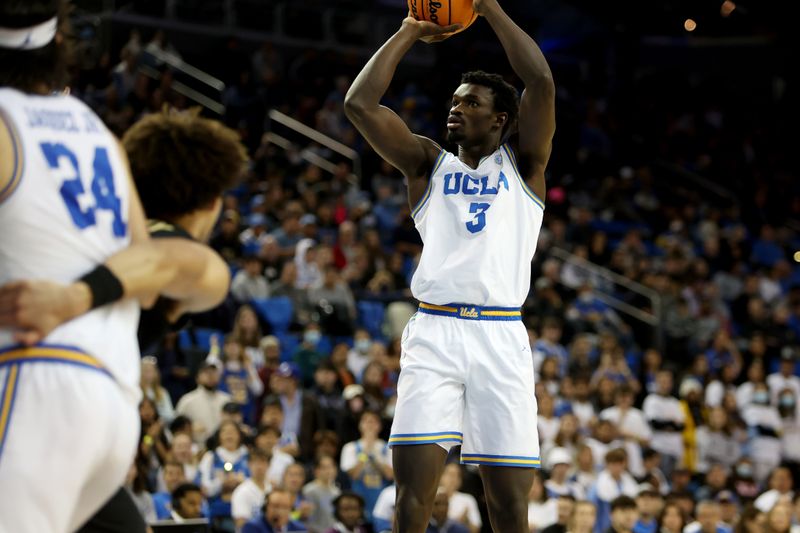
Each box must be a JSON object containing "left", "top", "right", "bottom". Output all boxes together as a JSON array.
[
  {"left": 742, "top": 382, "right": 783, "bottom": 484},
  {"left": 643, "top": 370, "right": 685, "bottom": 477},
  {"left": 589, "top": 448, "right": 639, "bottom": 533}
]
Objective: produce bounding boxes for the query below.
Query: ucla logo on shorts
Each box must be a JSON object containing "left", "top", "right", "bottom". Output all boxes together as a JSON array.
[
  {"left": 458, "top": 306, "right": 479, "bottom": 319},
  {"left": 495, "top": 154, "right": 503, "bottom": 165}
]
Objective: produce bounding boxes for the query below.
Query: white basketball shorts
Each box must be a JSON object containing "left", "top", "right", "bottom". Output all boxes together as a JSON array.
[
  {"left": 0, "top": 344, "right": 140, "bottom": 533},
  {"left": 389, "top": 303, "right": 541, "bottom": 468}
]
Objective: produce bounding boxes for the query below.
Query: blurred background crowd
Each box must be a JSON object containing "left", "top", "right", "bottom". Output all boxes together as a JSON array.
[{"left": 63, "top": 0, "right": 799, "bottom": 532}]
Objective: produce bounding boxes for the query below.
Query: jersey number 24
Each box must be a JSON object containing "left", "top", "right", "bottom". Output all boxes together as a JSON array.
[{"left": 39, "top": 142, "right": 126, "bottom": 237}]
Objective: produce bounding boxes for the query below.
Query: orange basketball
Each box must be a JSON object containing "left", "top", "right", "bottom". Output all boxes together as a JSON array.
[{"left": 407, "top": 0, "right": 477, "bottom": 37}]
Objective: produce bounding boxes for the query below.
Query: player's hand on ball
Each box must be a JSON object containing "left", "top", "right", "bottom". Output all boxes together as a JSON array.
[{"left": 402, "top": 16, "right": 462, "bottom": 43}]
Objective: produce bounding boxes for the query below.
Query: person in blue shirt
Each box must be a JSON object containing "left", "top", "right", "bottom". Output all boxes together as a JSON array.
[
  {"left": 152, "top": 461, "right": 187, "bottom": 520},
  {"left": 242, "top": 488, "right": 308, "bottom": 533},
  {"left": 632, "top": 486, "right": 662, "bottom": 533}
]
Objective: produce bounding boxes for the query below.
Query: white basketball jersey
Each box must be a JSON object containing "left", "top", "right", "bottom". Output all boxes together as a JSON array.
[
  {"left": 410, "top": 144, "right": 544, "bottom": 307},
  {"left": 0, "top": 88, "right": 140, "bottom": 394}
]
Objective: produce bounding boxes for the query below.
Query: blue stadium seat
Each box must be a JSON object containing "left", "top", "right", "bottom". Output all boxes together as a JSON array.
[
  {"left": 358, "top": 300, "right": 386, "bottom": 340},
  {"left": 274, "top": 331, "right": 300, "bottom": 362},
  {"left": 251, "top": 296, "right": 293, "bottom": 333},
  {"left": 178, "top": 327, "right": 224, "bottom": 352},
  {"left": 317, "top": 335, "right": 332, "bottom": 356}
]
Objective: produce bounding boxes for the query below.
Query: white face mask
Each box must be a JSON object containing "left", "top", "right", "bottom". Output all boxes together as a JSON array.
[
  {"left": 304, "top": 330, "right": 321, "bottom": 345},
  {"left": 355, "top": 339, "right": 371, "bottom": 353}
]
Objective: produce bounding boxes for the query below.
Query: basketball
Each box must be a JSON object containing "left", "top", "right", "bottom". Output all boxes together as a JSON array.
[{"left": 408, "top": 0, "right": 477, "bottom": 37}]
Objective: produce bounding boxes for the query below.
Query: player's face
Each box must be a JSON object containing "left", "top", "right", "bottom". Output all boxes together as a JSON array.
[
  {"left": 179, "top": 491, "right": 204, "bottom": 519},
  {"left": 446, "top": 84, "right": 505, "bottom": 146},
  {"left": 266, "top": 492, "right": 292, "bottom": 527},
  {"left": 337, "top": 497, "right": 363, "bottom": 527}
]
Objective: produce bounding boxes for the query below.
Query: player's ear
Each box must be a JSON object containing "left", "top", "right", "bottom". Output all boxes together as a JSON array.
[{"left": 494, "top": 112, "right": 508, "bottom": 131}]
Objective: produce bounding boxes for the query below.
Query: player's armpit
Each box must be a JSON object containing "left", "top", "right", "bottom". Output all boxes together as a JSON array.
[{"left": 152, "top": 238, "right": 231, "bottom": 314}]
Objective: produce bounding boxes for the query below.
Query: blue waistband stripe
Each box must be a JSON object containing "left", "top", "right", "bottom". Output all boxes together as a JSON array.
[{"left": 418, "top": 302, "right": 521, "bottom": 321}]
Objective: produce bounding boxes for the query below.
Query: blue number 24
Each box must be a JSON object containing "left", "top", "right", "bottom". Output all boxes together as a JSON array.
[
  {"left": 39, "top": 142, "right": 126, "bottom": 237},
  {"left": 466, "top": 202, "right": 490, "bottom": 234}
]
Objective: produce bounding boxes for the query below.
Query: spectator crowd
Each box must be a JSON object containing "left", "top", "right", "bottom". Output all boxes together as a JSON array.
[{"left": 62, "top": 8, "right": 800, "bottom": 533}]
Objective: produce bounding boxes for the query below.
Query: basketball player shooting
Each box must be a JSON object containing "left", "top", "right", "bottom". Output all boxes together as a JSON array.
[{"left": 344, "top": 0, "right": 555, "bottom": 531}]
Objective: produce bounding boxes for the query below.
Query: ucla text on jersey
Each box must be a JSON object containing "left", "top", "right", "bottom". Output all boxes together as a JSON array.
[{"left": 410, "top": 144, "right": 545, "bottom": 308}]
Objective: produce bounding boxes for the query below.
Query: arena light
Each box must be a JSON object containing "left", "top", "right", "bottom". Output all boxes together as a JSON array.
[
  {"left": 684, "top": 18, "right": 697, "bottom": 32},
  {"left": 794, "top": 251, "right": 800, "bottom": 263},
  {"left": 721, "top": 0, "right": 736, "bottom": 17}
]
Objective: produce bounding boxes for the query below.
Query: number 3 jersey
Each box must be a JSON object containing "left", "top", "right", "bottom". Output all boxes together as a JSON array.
[
  {"left": 409, "top": 144, "right": 545, "bottom": 308},
  {"left": 0, "top": 88, "right": 141, "bottom": 394}
]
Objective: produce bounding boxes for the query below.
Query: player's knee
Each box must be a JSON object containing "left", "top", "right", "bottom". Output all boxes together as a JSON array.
[
  {"left": 396, "top": 486, "right": 434, "bottom": 525},
  {"left": 487, "top": 491, "right": 528, "bottom": 527}
]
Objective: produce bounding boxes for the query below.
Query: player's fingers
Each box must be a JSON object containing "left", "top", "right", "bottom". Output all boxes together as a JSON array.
[
  {"left": 0, "top": 282, "right": 24, "bottom": 304},
  {"left": 0, "top": 308, "right": 26, "bottom": 327},
  {"left": 439, "top": 23, "right": 463, "bottom": 33},
  {"left": 13, "top": 329, "right": 42, "bottom": 346}
]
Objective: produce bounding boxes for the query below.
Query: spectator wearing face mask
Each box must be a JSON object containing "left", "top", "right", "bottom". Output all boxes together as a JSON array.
[
  {"left": 731, "top": 459, "right": 759, "bottom": 502},
  {"left": 347, "top": 329, "right": 373, "bottom": 382},
  {"left": 778, "top": 388, "right": 800, "bottom": 463},
  {"left": 742, "top": 382, "right": 783, "bottom": 483},
  {"left": 643, "top": 370, "right": 685, "bottom": 478},
  {"left": 293, "top": 324, "right": 327, "bottom": 388},
  {"left": 768, "top": 348, "right": 800, "bottom": 405}
]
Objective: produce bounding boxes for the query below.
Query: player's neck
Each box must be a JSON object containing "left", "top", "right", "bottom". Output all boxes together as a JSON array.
[
  {"left": 172, "top": 214, "right": 207, "bottom": 241},
  {"left": 457, "top": 140, "right": 500, "bottom": 169}
]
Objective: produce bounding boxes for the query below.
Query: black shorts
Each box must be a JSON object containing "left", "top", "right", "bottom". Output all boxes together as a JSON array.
[{"left": 76, "top": 487, "right": 147, "bottom": 533}]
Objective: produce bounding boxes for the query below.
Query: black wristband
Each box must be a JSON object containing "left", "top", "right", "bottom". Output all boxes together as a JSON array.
[{"left": 79, "top": 265, "right": 124, "bottom": 309}]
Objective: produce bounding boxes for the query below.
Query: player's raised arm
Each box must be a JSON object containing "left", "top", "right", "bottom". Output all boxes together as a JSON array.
[
  {"left": 476, "top": 0, "right": 555, "bottom": 200},
  {"left": 344, "top": 17, "right": 460, "bottom": 179}
]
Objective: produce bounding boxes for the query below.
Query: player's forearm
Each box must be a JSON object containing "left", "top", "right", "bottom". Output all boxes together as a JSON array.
[
  {"left": 152, "top": 239, "right": 231, "bottom": 313},
  {"left": 102, "top": 241, "right": 176, "bottom": 308},
  {"left": 66, "top": 241, "right": 172, "bottom": 317},
  {"left": 344, "top": 25, "right": 417, "bottom": 112},
  {"left": 482, "top": 2, "right": 553, "bottom": 87}
]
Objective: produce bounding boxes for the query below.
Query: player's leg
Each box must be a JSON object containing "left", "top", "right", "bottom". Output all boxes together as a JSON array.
[
  {"left": 389, "top": 312, "right": 466, "bottom": 533},
  {"left": 0, "top": 361, "right": 126, "bottom": 533},
  {"left": 69, "top": 377, "right": 140, "bottom": 532},
  {"left": 393, "top": 444, "right": 448, "bottom": 532},
  {"left": 479, "top": 465, "right": 535, "bottom": 532},
  {"left": 462, "top": 319, "right": 540, "bottom": 532}
]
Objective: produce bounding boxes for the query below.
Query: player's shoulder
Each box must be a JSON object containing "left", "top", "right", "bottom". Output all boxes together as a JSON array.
[{"left": 413, "top": 134, "right": 447, "bottom": 165}]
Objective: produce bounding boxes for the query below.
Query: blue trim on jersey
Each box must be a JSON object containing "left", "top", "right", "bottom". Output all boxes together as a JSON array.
[
  {"left": 389, "top": 431, "right": 464, "bottom": 446},
  {"left": 410, "top": 149, "right": 446, "bottom": 219},
  {"left": 501, "top": 144, "right": 545, "bottom": 210},
  {"left": 418, "top": 302, "right": 522, "bottom": 321},
  {"left": 0, "top": 363, "right": 21, "bottom": 461},
  {"left": 461, "top": 452, "right": 541, "bottom": 468},
  {"left": 0, "top": 343, "right": 112, "bottom": 378},
  {"left": 0, "top": 108, "right": 25, "bottom": 204}
]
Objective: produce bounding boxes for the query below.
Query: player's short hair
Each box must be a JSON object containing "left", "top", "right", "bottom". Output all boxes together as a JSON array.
[
  {"left": 611, "top": 495, "right": 637, "bottom": 512},
  {"left": 460, "top": 70, "right": 520, "bottom": 141},
  {"left": 0, "top": 0, "right": 71, "bottom": 92},
  {"left": 249, "top": 448, "right": 271, "bottom": 463},
  {"left": 333, "top": 491, "right": 365, "bottom": 520},
  {"left": 171, "top": 482, "right": 201, "bottom": 507},
  {"left": 256, "top": 424, "right": 282, "bottom": 438},
  {"left": 122, "top": 108, "right": 249, "bottom": 220},
  {"left": 605, "top": 448, "right": 628, "bottom": 464}
]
